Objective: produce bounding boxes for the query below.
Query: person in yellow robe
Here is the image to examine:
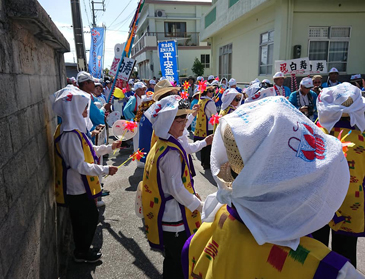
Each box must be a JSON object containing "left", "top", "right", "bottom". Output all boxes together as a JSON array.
[
  {"left": 182, "top": 96, "right": 364, "bottom": 278},
  {"left": 142, "top": 95, "right": 203, "bottom": 279},
  {"left": 314, "top": 82, "right": 365, "bottom": 267}
]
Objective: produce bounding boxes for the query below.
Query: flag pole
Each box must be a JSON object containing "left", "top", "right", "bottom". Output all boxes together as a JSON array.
[{"left": 108, "top": 0, "right": 144, "bottom": 103}]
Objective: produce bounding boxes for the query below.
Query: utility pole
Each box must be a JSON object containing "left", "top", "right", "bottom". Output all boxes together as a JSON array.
[
  {"left": 70, "top": 0, "right": 88, "bottom": 71},
  {"left": 91, "top": 1, "right": 105, "bottom": 28}
]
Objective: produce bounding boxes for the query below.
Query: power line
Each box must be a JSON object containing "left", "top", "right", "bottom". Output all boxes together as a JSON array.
[
  {"left": 113, "top": 9, "right": 135, "bottom": 30},
  {"left": 107, "top": 0, "right": 133, "bottom": 29},
  {"left": 82, "top": 0, "right": 91, "bottom": 27}
]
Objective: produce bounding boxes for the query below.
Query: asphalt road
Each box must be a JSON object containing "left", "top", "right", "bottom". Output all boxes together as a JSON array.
[{"left": 65, "top": 133, "right": 365, "bottom": 278}]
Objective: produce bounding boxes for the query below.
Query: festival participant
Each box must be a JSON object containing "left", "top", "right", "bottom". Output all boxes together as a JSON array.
[
  {"left": 322, "top": 67, "right": 341, "bottom": 88},
  {"left": 194, "top": 84, "right": 217, "bottom": 169},
  {"left": 147, "top": 79, "right": 156, "bottom": 92},
  {"left": 190, "top": 90, "right": 200, "bottom": 133},
  {"left": 312, "top": 75, "right": 323, "bottom": 95},
  {"left": 77, "top": 72, "right": 111, "bottom": 130},
  {"left": 244, "top": 81, "right": 276, "bottom": 103},
  {"left": 123, "top": 82, "right": 146, "bottom": 152},
  {"left": 219, "top": 88, "right": 242, "bottom": 116},
  {"left": 289, "top": 77, "right": 318, "bottom": 121},
  {"left": 228, "top": 78, "right": 242, "bottom": 93},
  {"left": 142, "top": 95, "right": 203, "bottom": 279},
  {"left": 272, "top": 71, "right": 291, "bottom": 97},
  {"left": 220, "top": 77, "right": 227, "bottom": 89},
  {"left": 182, "top": 96, "right": 364, "bottom": 279},
  {"left": 261, "top": 78, "right": 272, "bottom": 88},
  {"left": 134, "top": 91, "right": 155, "bottom": 168},
  {"left": 187, "top": 76, "right": 196, "bottom": 101},
  {"left": 103, "top": 79, "right": 113, "bottom": 101},
  {"left": 93, "top": 83, "right": 107, "bottom": 109},
  {"left": 51, "top": 87, "right": 121, "bottom": 263},
  {"left": 349, "top": 74, "right": 365, "bottom": 91},
  {"left": 207, "top": 75, "right": 215, "bottom": 83},
  {"left": 314, "top": 83, "right": 365, "bottom": 268},
  {"left": 213, "top": 88, "right": 242, "bottom": 132}
]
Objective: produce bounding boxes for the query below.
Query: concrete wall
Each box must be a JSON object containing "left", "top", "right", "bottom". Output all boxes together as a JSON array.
[{"left": 0, "top": 0, "right": 70, "bottom": 278}]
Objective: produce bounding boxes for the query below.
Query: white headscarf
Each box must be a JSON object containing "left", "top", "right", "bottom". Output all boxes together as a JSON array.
[
  {"left": 244, "top": 82, "right": 276, "bottom": 103},
  {"left": 221, "top": 88, "right": 241, "bottom": 111},
  {"left": 211, "top": 96, "right": 350, "bottom": 250},
  {"left": 51, "top": 85, "right": 91, "bottom": 133},
  {"left": 145, "top": 95, "right": 181, "bottom": 139},
  {"left": 220, "top": 77, "right": 227, "bottom": 89},
  {"left": 317, "top": 82, "right": 365, "bottom": 132}
]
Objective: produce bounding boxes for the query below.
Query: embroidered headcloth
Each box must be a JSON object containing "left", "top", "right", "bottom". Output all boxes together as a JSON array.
[
  {"left": 211, "top": 96, "right": 350, "bottom": 250},
  {"left": 317, "top": 82, "right": 365, "bottom": 132},
  {"left": 51, "top": 85, "right": 91, "bottom": 133}
]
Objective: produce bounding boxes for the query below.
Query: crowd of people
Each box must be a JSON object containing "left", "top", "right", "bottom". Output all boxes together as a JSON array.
[{"left": 53, "top": 68, "right": 365, "bottom": 278}]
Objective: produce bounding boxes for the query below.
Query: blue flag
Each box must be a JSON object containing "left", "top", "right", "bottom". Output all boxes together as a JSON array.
[
  {"left": 88, "top": 27, "right": 105, "bottom": 78},
  {"left": 158, "top": 41, "right": 179, "bottom": 82}
]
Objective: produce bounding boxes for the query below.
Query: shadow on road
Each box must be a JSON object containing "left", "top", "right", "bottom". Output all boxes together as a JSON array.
[
  {"left": 100, "top": 216, "right": 162, "bottom": 279},
  {"left": 126, "top": 167, "right": 144, "bottom": 192}
]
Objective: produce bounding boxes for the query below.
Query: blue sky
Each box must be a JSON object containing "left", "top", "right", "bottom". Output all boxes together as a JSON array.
[{"left": 38, "top": 0, "right": 138, "bottom": 69}]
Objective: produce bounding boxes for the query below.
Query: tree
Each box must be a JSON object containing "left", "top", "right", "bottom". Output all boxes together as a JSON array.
[{"left": 191, "top": 57, "right": 204, "bottom": 77}]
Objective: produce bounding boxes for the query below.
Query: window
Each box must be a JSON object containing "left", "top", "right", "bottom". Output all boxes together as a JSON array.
[
  {"left": 229, "top": 0, "right": 239, "bottom": 8},
  {"left": 201, "top": 54, "right": 210, "bottom": 68},
  {"left": 164, "top": 22, "right": 186, "bottom": 37},
  {"left": 205, "top": 8, "right": 216, "bottom": 28},
  {"left": 308, "top": 26, "right": 350, "bottom": 72},
  {"left": 219, "top": 44, "right": 232, "bottom": 80},
  {"left": 259, "top": 31, "right": 274, "bottom": 75}
]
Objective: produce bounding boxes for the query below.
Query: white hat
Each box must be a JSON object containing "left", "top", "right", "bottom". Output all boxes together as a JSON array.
[
  {"left": 329, "top": 67, "right": 339, "bottom": 74},
  {"left": 149, "top": 79, "right": 156, "bottom": 85},
  {"left": 262, "top": 79, "right": 271, "bottom": 84},
  {"left": 350, "top": 74, "right": 361, "bottom": 80},
  {"left": 76, "top": 71, "right": 94, "bottom": 85},
  {"left": 128, "top": 80, "right": 134, "bottom": 85},
  {"left": 210, "top": 80, "right": 219, "bottom": 86},
  {"left": 273, "top": 72, "right": 285, "bottom": 79},
  {"left": 208, "top": 75, "right": 215, "bottom": 81},
  {"left": 211, "top": 96, "right": 350, "bottom": 249},
  {"left": 145, "top": 95, "right": 182, "bottom": 140},
  {"left": 245, "top": 83, "right": 276, "bottom": 103},
  {"left": 228, "top": 78, "right": 237, "bottom": 86},
  {"left": 300, "top": 77, "right": 314, "bottom": 88},
  {"left": 159, "top": 77, "right": 167, "bottom": 81},
  {"left": 249, "top": 78, "right": 260, "bottom": 85},
  {"left": 133, "top": 82, "right": 147, "bottom": 91},
  {"left": 94, "top": 82, "right": 102, "bottom": 87},
  {"left": 197, "top": 76, "right": 204, "bottom": 81},
  {"left": 317, "top": 82, "right": 365, "bottom": 133},
  {"left": 221, "top": 88, "right": 241, "bottom": 110}
]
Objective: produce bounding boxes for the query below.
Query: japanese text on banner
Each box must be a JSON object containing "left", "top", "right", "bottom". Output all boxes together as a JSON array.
[
  {"left": 117, "top": 57, "right": 135, "bottom": 81},
  {"left": 309, "top": 60, "right": 327, "bottom": 74},
  {"left": 158, "top": 41, "right": 179, "bottom": 82},
  {"left": 275, "top": 58, "right": 310, "bottom": 75},
  {"left": 88, "top": 27, "right": 105, "bottom": 78}
]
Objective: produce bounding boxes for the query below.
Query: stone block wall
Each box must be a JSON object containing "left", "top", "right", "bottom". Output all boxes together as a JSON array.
[{"left": 0, "top": 0, "right": 70, "bottom": 278}]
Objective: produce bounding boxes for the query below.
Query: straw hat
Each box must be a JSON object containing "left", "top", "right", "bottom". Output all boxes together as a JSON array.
[
  {"left": 341, "top": 96, "right": 353, "bottom": 117},
  {"left": 153, "top": 79, "right": 181, "bottom": 101},
  {"left": 222, "top": 124, "right": 244, "bottom": 175},
  {"left": 176, "top": 99, "right": 193, "bottom": 116}
]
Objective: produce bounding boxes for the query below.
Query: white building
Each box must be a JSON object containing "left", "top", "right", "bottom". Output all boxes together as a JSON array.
[
  {"left": 131, "top": 0, "right": 213, "bottom": 79},
  {"left": 200, "top": 0, "right": 365, "bottom": 83}
]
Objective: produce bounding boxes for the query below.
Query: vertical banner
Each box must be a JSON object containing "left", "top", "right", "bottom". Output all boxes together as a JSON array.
[
  {"left": 158, "top": 41, "right": 179, "bottom": 82},
  {"left": 88, "top": 27, "right": 105, "bottom": 78}
]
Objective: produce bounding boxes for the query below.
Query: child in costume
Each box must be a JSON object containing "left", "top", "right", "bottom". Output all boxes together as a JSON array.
[
  {"left": 142, "top": 95, "right": 203, "bottom": 279},
  {"left": 194, "top": 84, "right": 217, "bottom": 169},
  {"left": 189, "top": 89, "right": 200, "bottom": 133},
  {"left": 182, "top": 96, "right": 364, "bottom": 278},
  {"left": 52, "top": 87, "right": 121, "bottom": 263},
  {"left": 314, "top": 82, "right": 365, "bottom": 267}
]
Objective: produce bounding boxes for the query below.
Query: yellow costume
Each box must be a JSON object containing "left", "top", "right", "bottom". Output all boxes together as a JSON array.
[
  {"left": 142, "top": 136, "right": 201, "bottom": 250},
  {"left": 54, "top": 125, "right": 102, "bottom": 205},
  {"left": 194, "top": 98, "right": 212, "bottom": 140},
  {"left": 182, "top": 205, "right": 349, "bottom": 279}
]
